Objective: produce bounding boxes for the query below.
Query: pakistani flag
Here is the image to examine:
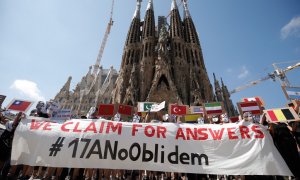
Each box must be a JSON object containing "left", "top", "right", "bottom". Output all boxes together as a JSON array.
[{"left": 137, "top": 102, "right": 156, "bottom": 112}]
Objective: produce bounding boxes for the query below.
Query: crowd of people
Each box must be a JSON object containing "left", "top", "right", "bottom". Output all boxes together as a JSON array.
[{"left": 0, "top": 100, "right": 300, "bottom": 180}]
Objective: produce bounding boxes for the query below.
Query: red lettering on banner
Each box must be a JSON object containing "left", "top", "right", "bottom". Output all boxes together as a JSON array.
[
  {"left": 208, "top": 128, "right": 224, "bottom": 140},
  {"left": 61, "top": 121, "right": 73, "bottom": 132},
  {"left": 132, "top": 124, "right": 142, "bottom": 136},
  {"left": 252, "top": 125, "right": 264, "bottom": 138},
  {"left": 84, "top": 122, "right": 97, "bottom": 133},
  {"left": 186, "top": 128, "right": 197, "bottom": 140},
  {"left": 99, "top": 121, "right": 105, "bottom": 133},
  {"left": 106, "top": 122, "right": 122, "bottom": 135},
  {"left": 30, "top": 120, "right": 46, "bottom": 130},
  {"left": 157, "top": 126, "right": 166, "bottom": 138},
  {"left": 227, "top": 127, "right": 238, "bottom": 140},
  {"left": 197, "top": 128, "right": 208, "bottom": 140},
  {"left": 42, "top": 122, "right": 52, "bottom": 131},
  {"left": 73, "top": 122, "right": 82, "bottom": 132},
  {"left": 239, "top": 126, "right": 250, "bottom": 139},
  {"left": 175, "top": 128, "right": 186, "bottom": 140},
  {"left": 144, "top": 125, "right": 155, "bottom": 137}
]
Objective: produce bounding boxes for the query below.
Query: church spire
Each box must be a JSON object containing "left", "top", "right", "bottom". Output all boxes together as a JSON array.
[
  {"left": 54, "top": 76, "right": 72, "bottom": 103},
  {"left": 124, "top": 0, "right": 142, "bottom": 46},
  {"left": 133, "top": 0, "right": 142, "bottom": 19},
  {"left": 213, "top": 73, "right": 217, "bottom": 82},
  {"left": 213, "top": 73, "right": 223, "bottom": 102},
  {"left": 182, "top": 0, "right": 191, "bottom": 18},
  {"left": 220, "top": 78, "right": 236, "bottom": 117},
  {"left": 146, "top": 0, "right": 153, "bottom": 10},
  {"left": 170, "top": 0, "right": 183, "bottom": 38},
  {"left": 171, "top": 0, "right": 178, "bottom": 10},
  {"left": 142, "top": 0, "right": 155, "bottom": 38}
]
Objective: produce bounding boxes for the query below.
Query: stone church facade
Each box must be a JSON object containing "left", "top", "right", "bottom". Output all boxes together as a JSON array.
[
  {"left": 54, "top": 65, "right": 118, "bottom": 115},
  {"left": 54, "top": 0, "right": 236, "bottom": 116}
]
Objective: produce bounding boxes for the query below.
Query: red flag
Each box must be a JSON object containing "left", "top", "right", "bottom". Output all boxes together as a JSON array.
[
  {"left": 242, "top": 97, "right": 264, "bottom": 107},
  {"left": 98, "top": 104, "right": 115, "bottom": 117},
  {"left": 169, "top": 104, "right": 188, "bottom": 115},
  {"left": 238, "top": 101, "right": 262, "bottom": 115},
  {"left": 6, "top": 99, "right": 33, "bottom": 113},
  {"left": 118, "top": 104, "right": 133, "bottom": 116},
  {"left": 229, "top": 116, "right": 240, "bottom": 123}
]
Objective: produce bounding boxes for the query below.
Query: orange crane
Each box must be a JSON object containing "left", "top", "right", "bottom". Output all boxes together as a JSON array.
[{"left": 230, "top": 61, "right": 300, "bottom": 94}]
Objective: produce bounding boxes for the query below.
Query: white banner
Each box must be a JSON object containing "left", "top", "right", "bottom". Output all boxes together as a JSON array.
[{"left": 11, "top": 118, "right": 292, "bottom": 176}]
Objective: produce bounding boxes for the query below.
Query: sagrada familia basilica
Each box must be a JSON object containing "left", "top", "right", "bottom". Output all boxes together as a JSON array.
[{"left": 54, "top": 0, "right": 237, "bottom": 117}]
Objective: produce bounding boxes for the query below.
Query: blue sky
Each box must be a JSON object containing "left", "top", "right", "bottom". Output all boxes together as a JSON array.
[{"left": 0, "top": 0, "right": 300, "bottom": 111}]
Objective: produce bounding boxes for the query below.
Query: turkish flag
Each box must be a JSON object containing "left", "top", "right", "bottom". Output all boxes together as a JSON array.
[
  {"left": 98, "top": 104, "right": 115, "bottom": 116},
  {"left": 169, "top": 104, "right": 188, "bottom": 115},
  {"left": 6, "top": 99, "right": 33, "bottom": 113},
  {"left": 118, "top": 104, "right": 133, "bottom": 116}
]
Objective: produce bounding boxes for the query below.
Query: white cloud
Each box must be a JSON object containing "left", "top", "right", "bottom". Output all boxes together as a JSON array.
[
  {"left": 226, "top": 68, "right": 232, "bottom": 73},
  {"left": 238, "top": 66, "right": 249, "bottom": 79},
  {"left": 10, "top": 80, "right": 45, "bottom": 101},
  {"left": 281, "top": 16, "right": 300, "bottom": 39}
]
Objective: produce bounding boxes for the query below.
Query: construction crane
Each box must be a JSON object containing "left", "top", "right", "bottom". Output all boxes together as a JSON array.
[
  {"left": 230, "top": 61, "right": 300, "bottom": 94},
  {"left": 79, "top": 0, "right": 115, "bottom": 101},
  {"left": 92, "top": 0, "right": 115, "bottom": 75}
]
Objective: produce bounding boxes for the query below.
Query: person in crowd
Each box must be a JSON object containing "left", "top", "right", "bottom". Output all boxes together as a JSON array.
[
  {"left": 260, "top": 111, "right": 300, "bottom": 179},
  {"left": 0, "top": 112, "right": 22, "bottom": 179},
  {"left": 210, "top": 115, "right": 221, "bottom": 124},
  {"left": 144, "top": 111, "right": 163, "bottom": 123}
]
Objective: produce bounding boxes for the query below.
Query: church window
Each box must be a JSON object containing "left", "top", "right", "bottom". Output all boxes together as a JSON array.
[
  {"left": 174, "top": 43, "right": 178, "bottom": 57},
  {"left": 179, "top": 44, "right": 182, "bottom": 58},
  {"left": 145, "top": 43, "right": 148, "bottom": 57},
  {"left": 186, "top": 49, "right": 190, "bottom": 63},
  {"left": 126, "top": 50, "right": 131, "bottom": 65}
]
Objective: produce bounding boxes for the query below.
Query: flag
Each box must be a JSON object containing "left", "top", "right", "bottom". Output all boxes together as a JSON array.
[
  {"left": 98, "top": 104, "right": 115, "bottom": 117},
  {"left": 204, "top": 102, "right": 223, "bottom": 115},
  {"left": 184, "top": 114, "right": 203, "bottom": 123},
  {"left": 242, "top": 96, "right": 265, "bottom": 107},
  {"left": 150, "top": 101, "right": 165, "bottom": 112},
  {"left": 286, "top": 102, "right": 295, "bottom": 109},
  {"left": 6, "top": 99, "right": 33, "bottom": 113},
  {"left": 190, "top": 106, "right": 204, "bottom": 114},
  {"left": 169, "top": 104, "right": 188, "bottom": 115},
  {"left": 282, "top": 86, "right": 300, "bottom": 100},
  {"left": 137, "top": 102, "right": 155, "bottom": 112},
  {"left": 118, "top": 104, "right": 133, "bottom": 116},
  {"left": 238, "top": 101, "right": 262, "bottom": 115},
  {"left": 264, "top": 107, "right": 299, "bottom": 122},
  {"left": 0, "top": 95, "right": 6, "bottom": 107},
  {"left": 286, "top": 100, "right": 300, "bottom": 112},
  {"left": 229, "top": 116, "right": 240, "bottom": 123}
]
